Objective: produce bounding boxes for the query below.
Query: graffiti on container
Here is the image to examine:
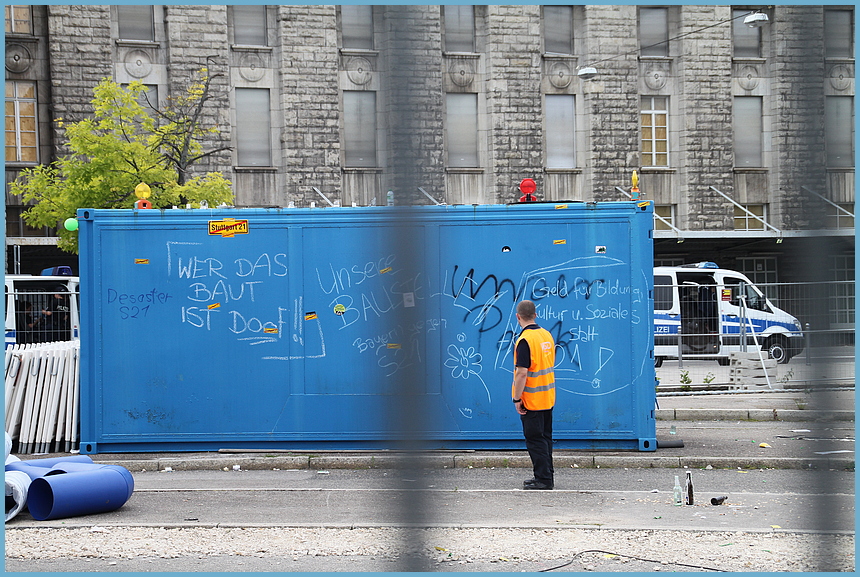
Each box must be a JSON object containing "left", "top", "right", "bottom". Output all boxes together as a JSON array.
[
  {"left": 444, "top": 343, "right": 491, "bottom": 402},
  {"left": 438, "top": 255, "right": 647, "bottom": 403}
]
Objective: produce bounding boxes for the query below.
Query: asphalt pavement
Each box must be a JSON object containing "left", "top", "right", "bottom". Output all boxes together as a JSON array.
[{"left": 5, "top": 388, "right": 854, "bottom": 573}]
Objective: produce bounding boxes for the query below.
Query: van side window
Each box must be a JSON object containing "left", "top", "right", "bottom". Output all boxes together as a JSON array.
[{"left": 654, "top": 275, "right": 673, "bottom": 310}]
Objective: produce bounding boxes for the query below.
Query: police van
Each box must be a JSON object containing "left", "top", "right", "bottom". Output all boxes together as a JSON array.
[
  {"left": 4, "top": 269, "right": 79, "bottom": 348},
  {"left": 654, "top": 262, "right": 804, "bottom": 367}
]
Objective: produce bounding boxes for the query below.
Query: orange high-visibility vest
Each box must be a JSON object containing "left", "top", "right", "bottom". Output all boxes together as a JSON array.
[{"left": 513, "top": 327, "right": 556, "bottom": 411}]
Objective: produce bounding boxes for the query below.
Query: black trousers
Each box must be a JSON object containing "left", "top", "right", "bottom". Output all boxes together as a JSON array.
[{"left": 520, "top": 408, "right": 554, "bottom": 484}]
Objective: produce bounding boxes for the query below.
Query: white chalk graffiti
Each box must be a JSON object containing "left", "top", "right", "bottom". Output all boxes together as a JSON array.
[{"left": 444, "top": 344, "right": 491, "bottom": 403}]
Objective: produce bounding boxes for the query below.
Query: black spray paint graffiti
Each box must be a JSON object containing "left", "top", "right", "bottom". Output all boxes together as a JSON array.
[
  {"left": 448, "top": 265, "right": 605, "bottom": 335},
  {"left": 449, "top": 266, "right": 519, "bottom": 334}
]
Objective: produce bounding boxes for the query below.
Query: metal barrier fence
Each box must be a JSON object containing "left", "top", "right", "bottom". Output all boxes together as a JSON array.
[
  {"left": 655, "top": 280, "right": 854, "bottom": 389},
  {"left": 4, "top": 341, "right": 80, "bottom": 454}
]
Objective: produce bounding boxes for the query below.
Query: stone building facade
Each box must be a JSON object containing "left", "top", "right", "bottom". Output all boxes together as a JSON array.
[{"left": 5, "top": 5, "right": 855, "bottom": 291}]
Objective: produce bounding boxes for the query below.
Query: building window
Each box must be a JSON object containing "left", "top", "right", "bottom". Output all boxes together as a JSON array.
[
  {"left": 827, "top": 203, "right": 855, "bottom": 229},
  {"left": 736, "top": 257, "right": 778, "bottom": 285},
  {"left": 544, "top": 5, "right": 573, "bottom": 54},
  {"left": 545, "top": 95, "right": 575, "bottom": 169},
  {"left": 830, "top": 255, "right": 855, "bottom": 328},
  {"left": 446, "top": 93, "right": 478, "bottom": 167},
  {"left": 343, "top": 91, "right": 377, "bottom": 168},
  {"left": 341, "top": 5, "right": 373, "bottom": 50},
  {"left": 825, "top": 9, "right": 854, "bottom": 59},
  {"left": 639, "top": 7, "right": 668, "bottom": 57},
  {"left": 235, "top": 88, "right": 271, "bottom": 167},
  {"left": 5, "top": 5, "right": 31, "bottom": 34},
  {"left": 5, "top": 205, "right": 51, "bottom": 237},
  {"left": 117, "top": 5, "right": 154, "bottom": 41},
  {"left": 142, "top": 85, "right": 159, "bottom": 109},
  {"left": 444, "top": 5, "right": 475, "bottom": 52},
  {"left": 826, "top": 96, "right": 854, "bottom": 168},
  {"left": 733, "top": 96, "right": 763, "bottom": 168},
  {"left": 654, "top": 205, "right": 675, "bottom": 231},
  {"left": 232, "top": 5, "right": 267, "bottom": 46},
  {"left": 640, "top": 96, "right": 668, "bottom": 167},
  {"left": 733, "top": 204, "right": 766, "bottom": 231},
  {"left": 732, "top": 9, "right": 761, "bottom": 58},
  {"left": 5, "top": 81, "right": 38, "bottom": 164},
  {"left": 123, "top": 83, "right": 158, "bottom": 110}
]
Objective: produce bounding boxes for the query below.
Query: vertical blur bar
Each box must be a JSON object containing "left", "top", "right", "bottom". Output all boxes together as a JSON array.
[
  {"left": 789, "top": 7, "right": 846, "bottom": 570},
  {"left": 383, "top": 5, "right": 437, "bottom": 571}
]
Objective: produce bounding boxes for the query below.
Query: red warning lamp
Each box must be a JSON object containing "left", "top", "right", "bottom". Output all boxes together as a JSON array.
[{"left": 519, "top": 178, "right": 537, "bottom": 202}]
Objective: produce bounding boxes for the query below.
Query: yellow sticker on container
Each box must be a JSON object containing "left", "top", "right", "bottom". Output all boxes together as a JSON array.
[
  {"left": 208, "top": 303, "right": 220, "bottom": 310},
  {"left": 333, "top": 304, "right": 347, "bottom": 316},
  {"left": 134, "top": 259, "right": 150, "bottom": 265},
  {"left": 380, "top": 267, "right": 392, "bottom": 274},
  {"left": 553, "top": 239, "right": 567, "bottom": 245},
  {"left": 387, "top": 343, "right": 401, "bottom": 349},
  {"left": 208, "top": 219, "right": 249, "bottom": 237},
  {"left": 637, "top": 201, "right": 651, "bottom": 208},
  {"left": 263, "top": 328, "right": 278, "bottom": 334},
  {"left": 305, "top": 312, "right": 318, "bottom": 321},
  {"left": 555, "top": 204, "right": 568, "bottom": 210}
]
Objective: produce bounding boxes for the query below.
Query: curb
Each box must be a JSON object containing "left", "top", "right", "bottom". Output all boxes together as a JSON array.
[
  {"left": 101, "top": 454, "right": 854, "bottom": 473},
  {"left": 655, "top": 409, "right": 854, "bottom": 422}
]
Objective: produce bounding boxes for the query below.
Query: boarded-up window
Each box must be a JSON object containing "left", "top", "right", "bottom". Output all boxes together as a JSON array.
[
  {"left": 343, "top": 91, "right": 377, "bottom": 168},
  {"left": 546, "top": 94, "right": 575, "bottom": 168},
  {"left": 446, "top": 93, "right": 478, "bottom": 167},
  {"left": 235, "top": 88, "right": 272, "bottom": 166}
]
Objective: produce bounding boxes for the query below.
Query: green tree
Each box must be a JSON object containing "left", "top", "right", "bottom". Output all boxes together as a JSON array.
[{"left": 9, "top": 71, "right": 233, "bottom": 254}]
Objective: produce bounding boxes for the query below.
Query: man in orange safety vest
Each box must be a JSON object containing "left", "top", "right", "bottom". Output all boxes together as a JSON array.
[{"left": 511, "top": 299, "right": 556, "bottom": 490}]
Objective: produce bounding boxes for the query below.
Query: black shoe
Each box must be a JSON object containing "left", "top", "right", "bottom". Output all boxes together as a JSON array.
[{"left": 523, "top": 480, "right": 553, "bottom": 490}]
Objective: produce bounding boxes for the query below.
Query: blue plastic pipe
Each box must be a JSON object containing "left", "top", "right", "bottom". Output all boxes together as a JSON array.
[
  {"left": 27, "top": 467, "right": 133, "bottom": 521},
  {"left": 45, "top": 462, "right": 134, "bottom": 501},
  {"left": 5, "top": 455, "right": 95, "bottom": 481}
]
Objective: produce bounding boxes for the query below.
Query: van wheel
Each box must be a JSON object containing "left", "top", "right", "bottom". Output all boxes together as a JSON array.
[
  {"left": 765, "top": 337, "right": 790, "bottom": 364},
  {"left": 654, "top": 357, "right": 664, "bottom": 368}
]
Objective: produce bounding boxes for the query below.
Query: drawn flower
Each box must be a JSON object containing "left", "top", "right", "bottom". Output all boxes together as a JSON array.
[{"left": 445, "top": 345, "right": 483, "bottom": 380}]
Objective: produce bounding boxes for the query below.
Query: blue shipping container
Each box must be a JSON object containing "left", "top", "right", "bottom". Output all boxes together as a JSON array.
[{"left": 78, "top": 203, "right": 656, "bottom": 453}]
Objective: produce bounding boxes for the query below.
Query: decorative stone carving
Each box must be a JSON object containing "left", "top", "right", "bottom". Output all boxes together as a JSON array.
[
  {"left": 238, "top": 52, "right": 266, "bottom": 82},
  {"left": 643, "top": 67, "right": 667, "bottom": 90},
  {"left": 345, "top": 56, "right": 372, "bottom": 86},
  {"left": 6, "top": 43, "right": 32, "bottom": 74},
  {"left": 829, "top": 64, "right": 852, "bottom": 92},
  {"left": 448, "top": 58, "right": 475, "bottom": 87},
  {"left": 124, "top": 49, "right": 153, "bottom": 79},
  {"left": 737, "top": 65, "right": 760, "bottom": 91},
  {"left": 548, "top": 61, "right": 572, "bottom": 88}
]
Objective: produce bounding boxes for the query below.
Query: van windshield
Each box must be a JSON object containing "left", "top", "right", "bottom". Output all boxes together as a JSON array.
[{"left": 724, "top": 276, "right": 769, "bottom": 311}]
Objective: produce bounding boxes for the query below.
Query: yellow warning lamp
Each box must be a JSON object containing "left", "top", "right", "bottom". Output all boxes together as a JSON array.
[
  {"left": 630, "top": 170, "right": 640, "bottom": 200},
  {"left": 134, "top": 182, "right": 152, "bottom": 209}
]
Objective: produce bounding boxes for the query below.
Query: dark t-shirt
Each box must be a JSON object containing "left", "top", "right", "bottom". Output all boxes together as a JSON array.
[{"left": 515, "top": 324, "right": 541, "bottom": 368}]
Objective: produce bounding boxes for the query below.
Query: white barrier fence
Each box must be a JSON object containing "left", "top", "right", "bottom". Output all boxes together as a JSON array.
[{"left": 4, "top": 341, "right": 80, "bottom": 454}]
